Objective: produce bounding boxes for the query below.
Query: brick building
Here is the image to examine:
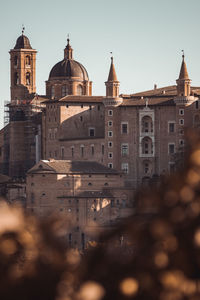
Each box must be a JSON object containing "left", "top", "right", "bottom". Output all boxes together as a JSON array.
[{"left": 0, "top": 31, "right": 200, "bottom": 247}]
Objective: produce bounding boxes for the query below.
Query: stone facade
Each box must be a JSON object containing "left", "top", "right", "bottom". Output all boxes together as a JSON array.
[{"left": 26, "top": 160, "right": 133, "bottom": 249}]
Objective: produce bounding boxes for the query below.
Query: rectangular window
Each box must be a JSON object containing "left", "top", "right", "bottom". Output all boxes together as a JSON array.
[
  {"left": 71, "top": 146, "right": 74, "bottom": 157},
  {"left": 108, "top": 141, "right": 113, "bottom": 148},
  {"left": 91, "top": 145, "right": 94, "bottom": 156},
  {"left": 121, "top": 122, "right": 128, "bottom": 134},
  {"left": 101, "top": 144, "right": 104, "bottom": 155},
  {"left": 168, "top": 122, "right": 175, "bottom": 133},
  {"left": 108, "top": 121, "right": 113, "bottom": 127},
  {"left": 89, "top": 128, "right": 95, "bottom": 137},
  {"left": 108, "top": 163, "right": 113, "bottom": 168},
  {"left": 121, "top": 144, "right": 129, "bottom": 156},
  {"left": 121, "top": 163, "right": 129, "bottom": 174},
  {"left": 61, "top": 147, "right": 64, "bottom": 159},
  {"left": 108, "top": 110, "right": 113, "bottom": 116},
  {"left": 179, "top": 109, "right": 184, "bottom": 116},
  {"left": 108, "top": 131, "right": 113, "bottom": 137},
  {"left": 179, "top": 119, "right": 184, "bottom": 125},
  {"left": 179, "top": 139, "right": 184, "bottom": 146},
  {"left": 80, "top": 145, "right": 84, "bottom": 157},
  {"left": 168, "top": 143, "right": 175, "bottom": 154}
]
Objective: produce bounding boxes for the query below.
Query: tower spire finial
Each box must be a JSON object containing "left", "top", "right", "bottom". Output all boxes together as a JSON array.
[
  {"left": 22, "top": 25, "right": 25, "bottom": 35},
  {"left": 64, "top": 35, "right": 73, "bottom": 59},
  {"left": 110, "top": 51, "right": 113, "bottom": 62},
  {"left": 182, "top": 49, "right": 185, "bottom": 59}
]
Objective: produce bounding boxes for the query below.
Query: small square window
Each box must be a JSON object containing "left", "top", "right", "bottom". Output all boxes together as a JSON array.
[
  {"left": 108, "top": 110, "right": 113, "bottom": 116},
  {"left": 108, "top": 152, "right": 113, "bottom": 158},
  {"left": 179, "top": 129, "right": 184, "bottom": 135},
  {"left": 108, "top": 131, "right": 113, "bottom": 137}
]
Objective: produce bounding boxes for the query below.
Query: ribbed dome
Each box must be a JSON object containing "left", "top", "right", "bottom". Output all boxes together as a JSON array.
[
  {"left": 49, "top": 59, "right": 89, "bottom": 81},
  {"left": 14, "top": 34, "right": 32, "bottom": 49}
]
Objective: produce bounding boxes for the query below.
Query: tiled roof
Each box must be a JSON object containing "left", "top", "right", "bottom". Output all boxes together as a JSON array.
[
  {"left": 122, "top": 85, "right": 200, "bottom": 98},
  {"left": 121, "top": 96, "right": 175, "bottom": 107},
  {"left": 43, "top": 95, "right": 104, "bottom": 104},
  {"left": 28, "top": 160, "right": 119, "bottom": 175},
  {"left": 58, "top": 190, "right": 114, "bottom": 198}
]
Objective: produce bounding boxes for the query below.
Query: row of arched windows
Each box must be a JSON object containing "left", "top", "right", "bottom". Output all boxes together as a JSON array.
[
  {"left": 14, "top": 72, "right": 31, "bottom": 85},
  {"left": 14, "top": 55, "right": 31, "bottom": 67},
  {"left": 51, "top": 84, "right": 83, "bottom": 98}
]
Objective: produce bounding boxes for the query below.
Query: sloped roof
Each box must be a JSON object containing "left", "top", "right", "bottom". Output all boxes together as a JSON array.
[
  {"left": 107, "top": 57, "right": 118, "bottom": 81},
  {"left": 28, "top": 160, "right": 119, "bottom": 175},
  {"left": 179, "top": 56, "right": 189, "bottom": 79},
  {"left": 120, "top": 96, "right": 175, "bottom": 107},
  {"left": 43, "top": 95, "right": 104, "bottom": 104}
]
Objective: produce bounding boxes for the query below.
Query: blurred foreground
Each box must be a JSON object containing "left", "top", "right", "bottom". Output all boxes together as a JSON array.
[{"left": 1, "top": 132, "right": 200, "bottom": 299}]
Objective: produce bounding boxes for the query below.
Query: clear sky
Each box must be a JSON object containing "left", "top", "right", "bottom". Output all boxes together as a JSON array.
[{"left": 0, "top": 0, "right": 200, "bottom": 128}]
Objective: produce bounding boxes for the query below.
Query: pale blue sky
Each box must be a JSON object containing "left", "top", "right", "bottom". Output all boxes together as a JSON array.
[{"left": 0, "top": 0, "right": 200, "bottom": 127}]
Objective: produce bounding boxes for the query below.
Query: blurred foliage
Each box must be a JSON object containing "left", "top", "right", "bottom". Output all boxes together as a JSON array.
[{"left": 1, "top": 130, "right": 200, "bottom": 300}]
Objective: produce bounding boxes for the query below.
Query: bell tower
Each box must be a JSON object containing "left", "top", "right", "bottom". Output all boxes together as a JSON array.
[{"left": 10, "top": 28, "right": 37, "bottom": 102}]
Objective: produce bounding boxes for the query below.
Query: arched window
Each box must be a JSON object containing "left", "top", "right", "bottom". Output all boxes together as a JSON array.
[
  {"left": 51, "top": 86, "right": 55, "bottom": 98},
  {"left": 14, "top": 56, "right": 18, "bottom": 66},
  {"left": 14, "top": 72, "right": 19, "bottom": 85},
  {"left": 26, "top": 55, "right": 31, "bottom": 66},
  {"left": 142, "top": 137, "right": 153, "bottom": 154},
  {"left": 26, "top": 72, "right": 30, "bottom": 85},
  {"left": 142, "top": 116, "right": 153, "bottom": 133},
  {"left": 77, "top": 85, "right": 83, "bottom": 95},
  {"left": 61, "top": 85, "right": 68, "bottom": 97}
]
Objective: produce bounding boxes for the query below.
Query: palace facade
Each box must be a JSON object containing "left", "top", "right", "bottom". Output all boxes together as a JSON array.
[{"left": 0, "top": 31, "right": 200, "bottom": 247}]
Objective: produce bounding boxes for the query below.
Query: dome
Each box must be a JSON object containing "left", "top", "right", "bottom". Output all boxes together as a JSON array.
[
  {"left": 14, "top": 34, "right": 32, "bottom": 49},
  {"left": 49, "top": 59, "right": 89, "bottom": 81}
]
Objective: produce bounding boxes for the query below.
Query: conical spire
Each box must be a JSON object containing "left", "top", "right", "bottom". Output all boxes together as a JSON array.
[
  {"left": 64, "top": 37, "right": 73, "bottom": 60},
  {"left": 179, "top": 53, "right": 189, "bottom": 79},
  {"left": 107, "top": 56, "right": 118, "bottom": 81},
  {"left": 176, "top": 51, "right": 191, "bottom": 97}
]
